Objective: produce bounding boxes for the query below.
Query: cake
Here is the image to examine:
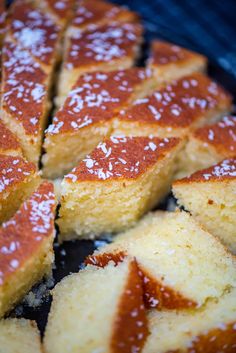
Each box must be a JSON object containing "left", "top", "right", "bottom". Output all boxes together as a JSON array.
[
  {"left": 112, "top": 73, "right": 232, "bottom": 138},
  {"left": 31, "top": 0, "right": 75, "bottom": 27},
  {"left": 57, "top": 21, "right": 143, "bottom": 104},
  {"left": 143, "top": 288, "right": 236, "bottom": 353},
  {"left": 0, "top": 120, "right": 22, "bottom": 157},
  {"left": 0, "top": 1, "right": 6, "bottom": 46},
  {"left": 44, "top": 259, "right": 148, "bottom": 353},
  {"left": 0, "top": 318, "right": 42, "bottom": 353},
  {"left": 173, "top": 158, "right": 236, "bottom": 254},
  {"left": 43, "top": 68, "right": 156, "bottom": 178},
  {"left": 0, "top": 154, "right": 41, "bottom": 224},
  {"left": 0, "top": 181, "right": 56, "bottom": 318},
  {"left": 177, "top": 115, "right": 236, "bottom": 177},
  {"left": 147, "top": 40, "right": 207, "bottom": 83},
  {"left": 70, "top": 0, "right": 138, "bottom": 32},
  {"left": 57, "top": 136, "right": 183, "bottom": 240},
  {"left": 7, "top": 0, "right": 61, "bottom": 75},
  {"left": 86, "top": 211, "right": 236, "bottom": 309},
  {"left": 1, "top": 41, "right": 50, "bottom": 164}
]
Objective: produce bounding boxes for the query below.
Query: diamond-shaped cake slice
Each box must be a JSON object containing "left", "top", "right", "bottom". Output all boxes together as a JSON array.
[
  {"left": 8, "top": 0, "right": 61, "bottom": 74},
  {"left": 70, "top": 0, "right": 138, "bottom": 31},
  {"left": 113, "top": 73, "right": 232, "bottom": 138},
  {"left": 0, "top": 120, "right": 22, "bottom": 157},
  {"left": 1, "top": 41, "right": 50, "bottom": 164},
  {"left": 0, "top": 154, "right": 41, "bottom": 224},
  {"left": 0, "top": 181, "right": 56, "bottom": 318},
  {"left": 44, "top": 259, "right": 148, "bottom": 353},
  {"left": 57, "top": 136, "right": 183, "bottom": 240},
  {"left": 43, "top": 68, "right": 155, "bottom": 178},
  {"left": 87, "top": 211, "right": 236, "bottom": 310},
  {"left": 178, "top": 116, "right": 236, "bottom": 176},
  {"left": 143, "top": 288, "right": 236, "bottom": 353},
  {"left": 173, "top": 158, "right": 236, "bottom": 253},
  {"left": 147, "top": 39, "right": 207, "bottom": 83},
  {"left": 0, "top": 319, "right": 42, "bottom": 353},
  {"left": 57, "top": 21, "right": 143, "bottom": 104}
]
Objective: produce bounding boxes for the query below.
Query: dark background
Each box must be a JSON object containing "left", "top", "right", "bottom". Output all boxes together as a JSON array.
[{"left": 5, "top": 0, "right": 236, "bottom": 335}]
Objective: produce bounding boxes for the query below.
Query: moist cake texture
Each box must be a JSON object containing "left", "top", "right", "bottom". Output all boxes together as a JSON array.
[
  {"left": 0, "top": 181, "right": 56, "bottom": 318},
  {"left": 43, "top": 68, "right": 155, "bottom": 178},
  {"left": 148, "top": 39, "right": 207, "bottom": 83},
  {"left": 113, "top": 72, "right": 232, "bottom": 138},
  {"left": 143, "top": 288, "right": 236, "bottom": 353},
  {"left": 44, "top": 259, "right": 148, "bottom": 353},
  {"left": 0, "top": 318, "right": 43, "bottom": 353},
  {"left": 57, "top": 136, "right": 183, "bottom": 239},
  {"left": 173, "top": 158, "right": 236, "bottom": 253},
  {"left": 87, "top": 211, "right": 236, "bottom": 309},
  {"left": 57, "top": 21, "right": 143, "bottom": 103},
  {"left": 0, "top": 154, "right": 41, "bottom": 224},
  {"left": 177, "top": 115, "right": 236, "bottom": 176}
]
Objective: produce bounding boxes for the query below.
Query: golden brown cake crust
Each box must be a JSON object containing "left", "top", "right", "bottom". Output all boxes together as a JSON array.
[
  {"left": 64, "top": 22, "right": 143, "bottom": 69},
  {"left": 111, "top": 260, "right": 149, "bottom": 353},
  {"left": 2, "top": 41, "right": 47, "bottom": 135},
  {"left": 8, "top": 0, "right": 60, "bottom": 67},
  {"left": 0, "top": 181, "right": 55, "bottom": 286},
  {"left": 174, "top": 158, "right": 236, "bottom": 184},
  {"left": 46, "top": 68, "right": 152, "bottom": 135},
  {"left": 148, "top": 40, "right": 206, "bottom": 67},
  {"left": 72, "top": 0, "right": 138, "bottom": 29},
  {"left": 118, "top": 73, "right": 232, "bottom": 128},
  {"left": 0, "top": 120, "right": 21, "bottom": 153},
  {"left": 193, "top": 116, "right": 236, "bottom": 155},
  {"left": 86, "top": 252, "right": 197, "bottom": 310},
  {"left": 0, "top": 154, "right": 36, "bottom": 194},
  {"left": 65, "top": 136, "right": 180, "bottom": 182},
  {"left": 45, "top": 0, "right": 74, "bottom": 21}
]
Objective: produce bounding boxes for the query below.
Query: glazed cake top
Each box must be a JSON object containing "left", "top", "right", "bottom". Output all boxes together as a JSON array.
[
  {"left": 72, "top": 0, "right": 137, "bottom": 29},
  {"left": 0, "top": 154, "right": 36, "bottom": 195},
  {"left": 0, "top": 2, "right": 6, "bottom": 38},
  {"left": 148, "top": 40, "right": 206, "bottom": 67},
  {"left": 119, "top": 73, "right": 232, "bottom": 128},
  {"left": 9, "top": 1, "right": 60, "bottom": 67},
  {"left": 46, "top": 68, "right": 152, "bottom": 135},
  {"left": 175, "top": 158, "right": 236, "bottom": 184},
  {"left": 0, "top": 120, "right": 21, "bottom": 153},
  {"left": 2, "top": 41, "right": 47, "bottom": 136},
  {"left": 193, "top": 116, "right": 236, "bottom": 155},
  {"left": 46, "top": 0, "right": 73, "bottom": 22},
  {"left": 0, "top": 181, "right": 55, "bottom": 285},
  {"left": 65, "top": 21, "right": 142, "bottom": 69},
  {"left": 65, "top": 136, "right": 180, "bottom": 182}
]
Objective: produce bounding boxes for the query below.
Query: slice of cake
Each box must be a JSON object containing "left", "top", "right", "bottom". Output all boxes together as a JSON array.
[
  {"left": 8, "top": 0, "right": 61, "bottom": 74},
  {"left": 0, "top": 154, "right": 41, "bottom": 224},
  {"left": 0, "top": 120, "right": 22, "bottom": 157},
  {"left": 143, "top": 288, "right": 236, "bottom": 353},
  {"left": 44, "top": 259, "right": 148, "bottom": 353},
  {"left": 70, "top": 0, "right": 138, "bottom": 32},
  {"left": 86, "top": 211, "right": 236, "bottom": 309},
  {"left": 0, "top": 181, "right": 56, "bottom": 318},
  {"left": 177, "top": 115, "right": 236, "bottom": 177},
  {"left": 147, "top": 40, "right": 207, "bottom": 83},
  {"left": 173, "top": 158, "right": 236, "bottom": 254},
  {"left": 0, "top": 319, "right": 42, "bottom": 353},
  {"left": 43, "top": 68, "right": 155, "bottom": 178},
  {"left": 57, "top": 136, "right": 183, "bottom": 240},
  {"left": 113, "top": 73, "right": 232, "bottom": 138},
  {"left": 57, "top": 21, "right": 143, "bottom": 104},
  {"left": 0, "top": 2, "right": 6, "bottom": 46},
  {"left": 1, "top": 41, "right": 49, "bottom": 164}
]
